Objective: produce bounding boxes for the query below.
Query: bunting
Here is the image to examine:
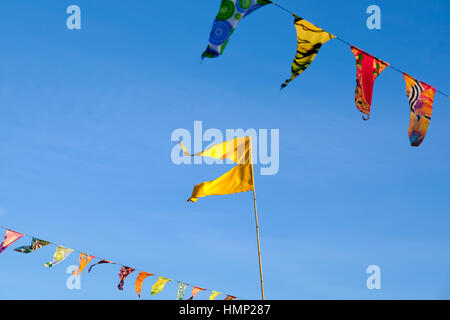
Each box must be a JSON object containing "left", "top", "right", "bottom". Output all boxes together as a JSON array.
[
  {"left": 151, "top": 277, "right": 172, "bottom": 295},
  {"left": 118, "top": 266, "right": 136, "bottom": 290},
  {"left": 210, "top": 291, "right": 222, "bottom": 300},
  {"left": 351, "top": 46, "right": 389, "bottom": 120},
  {"left": 135, "top": 272, "right": 154, "bottom": 298},
  {"left": 0, "top": 226, "right": 239, "bottom": 300},
  {"left": 281, "top": 14, "right": 335, "bottom": 89},
  {"left": 188, "top": 286, "right": 207, "bottom": 300},
  {"left": 0, "top": 230, "right": 25, "bottom": 254},
  {"left": 176, "top": 282, "right": 189, "bottom": 300},
  {"left": 225, "top": 295, "right": 237, "bottom": 300},
  {"left": 404, "top": 74, "right": 436, "bottom": 147},
  {"left": 73, "top": 253, "right": 95, "bottom": 276},
  {"left": 44, "top": 246, "right": 74, "bottom": 267},
  {"left": 14, "top": 238, "right": 50, "bottom": 254},
  {"left": 88, "top": 259, "right": 113, "bottom": 273},
  {"left": 202, "top": 0, "right": 272, "bottom": 59}
]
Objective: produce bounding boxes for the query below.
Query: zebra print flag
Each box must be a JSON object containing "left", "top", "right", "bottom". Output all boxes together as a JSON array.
[{"left": 404, "top": 74, "right": 436, "bottom": 147}]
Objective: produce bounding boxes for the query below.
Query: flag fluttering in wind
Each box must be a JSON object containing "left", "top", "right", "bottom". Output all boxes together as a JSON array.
[
  {"left": 0, "top": 229, "right": 25, "bottom": 254},
  {"left": 44, "top": 246, "right": 74, "bottom": 267},
  {"left": 88, "top": 259, "right": 112, "bottom": 273},
  {"left": 202, "top": 0, "right": 272, "bottom": 59},
  {"left": 135, "top": 272, "right": 154, "bottom": 298},
  {"left": 281, "top": 14, "right": 335, "bottom": 89},
  {"left": 209, "top": 291, "right": 222, "bottom": 300},
  {"left": 225, "top": 295, "right": 237, "bottom": 300},
  {"left": 73, "top": 253, "right": 95, "bottom": 275},
  {"left": 188, "top": 286, "right": 207, "bottom": 300},
  {"left": 151, "top": 277, "right": 172, "bottom": 295},
  {"left": 404, "top": 74, "right": 436, "bottom": 147},
  {"left": 176, "top": 282, "right": 189, "bottom": 300},
  {"left": 351, "top": 46, "right": 389, "bottom": 120},
  {"left": 14, "top": 238, "right": 50, "bottom": 254},
  {"left": 181, "top": 137, "right": 254, "bottom": 203},
  {"left": 118, "top": 266, "right": 135, "bottom": 290}
]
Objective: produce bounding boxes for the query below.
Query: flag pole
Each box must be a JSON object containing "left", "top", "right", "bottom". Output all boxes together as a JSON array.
[{"left": 249, "top": 138, "right": 264, "bottom": 300}]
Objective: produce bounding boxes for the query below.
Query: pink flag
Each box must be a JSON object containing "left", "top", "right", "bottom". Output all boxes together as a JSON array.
[{"left": 0, "top": 229, "right": 25, "bottom": 254}]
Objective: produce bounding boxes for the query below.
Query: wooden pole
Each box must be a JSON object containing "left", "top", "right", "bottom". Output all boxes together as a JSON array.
[{"left": 251, "top": 163, "right": 265, "bottom": 300}]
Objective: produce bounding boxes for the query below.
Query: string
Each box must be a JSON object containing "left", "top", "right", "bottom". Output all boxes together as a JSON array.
[
  {"left": 270, "top": 1, "right": 450, "bottom": 99},
  {"left": 0, "top": 225, "right": 232, "bottom": 298}
]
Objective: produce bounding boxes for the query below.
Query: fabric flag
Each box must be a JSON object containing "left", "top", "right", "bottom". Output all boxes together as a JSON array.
[
  {"left": 188, "top": 287, "right": 207, "bottom": 300},
  {"left": 88, "top": 259, "right": 113, "bottom": 273},
  {"left": 351, "top": 46, "right": 389, "bottom": 120},
  {"left": 118, "top": 266, "right": 136, "bottom": 290},
  {"left": 202, "top": 0, "right": 272, "bottom": 59},
  {"left": 281, "top": 14, "right": 335, "bottom": 89},
  {"left": 176, "top": 282, "right": 189, "bottom": 300},
  {"left": 0, "top": 229, "right": 25, "bottom": 254},
  {"left": 72, "top": 253, "right": 95, "bottom": 276},
  {"left": 44, "top": 246, "right": 74, "bottom": 267},
  {"left": 404, "top": 74, "right": 436, "bottom": 147},
  {"left": 135, "top": 272, "right": 154, "bottom": 298},
  {"left": 188, "top": 163, "right": 254, "bottom": 203},
  {"left": 224, "top": 295, "right": 237, "bottom": 300},
  {"left": 209, "top": 291, "right": 222, "bottom": 300},
  {"left": 180, "top": 136, "right": 252, "bottom": 164},
  {"left": 14, "top": 237, "right": 50, "bottom": 254},
  {"left": 151, "top": 277, "right": 172, "bottom": 295},
  {"left": 181, "top": 137, "right": 255, "bottom": 203}
]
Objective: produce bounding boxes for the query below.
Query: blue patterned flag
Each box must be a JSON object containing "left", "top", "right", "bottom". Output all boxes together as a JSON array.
[{"left": 202, "top": 0, "right": 272, "bottom": 59}]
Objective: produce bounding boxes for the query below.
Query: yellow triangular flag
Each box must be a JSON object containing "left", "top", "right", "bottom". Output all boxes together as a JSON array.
[
  {"left": 151, "top": 276, "right": 171, "bottom": 295},
  {"left": 209, "top": 291, "right": 221, "bottom": 300},
  {"left": 180, "top": 137, "right": 251, "bottom": 164},
  {"left": 188, "top": 164, "right": 254, "bottom": 203}
]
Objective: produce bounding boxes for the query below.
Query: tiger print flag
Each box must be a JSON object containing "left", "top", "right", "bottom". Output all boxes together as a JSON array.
[
  {"left": 404, "top": 74, "right": 436, "bottom": 147},
  {"left": 351, "top": 46, "right": 389, "bottom": 120},
  {"left": 281, "top": 14, "right": 335, "bottom": 89},
  {"left": 202, "top": 0, "right": 272, "bottom": 59}
]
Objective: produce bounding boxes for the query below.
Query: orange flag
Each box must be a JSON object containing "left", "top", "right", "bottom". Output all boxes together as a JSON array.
[
  {"left": 135, "top": 272, "right": 154, "bottom": 298},
  {"left": 72, "top": 253, "right": 95, "bottom": 275}
]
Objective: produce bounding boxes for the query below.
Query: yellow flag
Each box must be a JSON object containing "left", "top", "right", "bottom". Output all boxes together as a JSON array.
[
  {"left": 151, "top": 276, "right": 171, "bottom": 295},
  {"left": 281, "top": 14, "right": 335, "bottom": 88},
  {"left": 188, "top": 164, "right": 254, "bottom": 203},
  {"left": 72, "top": 253, "right": 95, "bottom": 276},
  {"left": 179, "top": 137, "right": 251, "bottom": 164},
  {"left": 209, "top": 291, "right": 221, "bottom": 300}
]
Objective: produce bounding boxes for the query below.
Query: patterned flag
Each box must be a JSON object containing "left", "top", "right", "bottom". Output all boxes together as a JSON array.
[
  {"left": 224, "top": 295, "right": 237, "bottom": 300},
  {"left": 202, "top": 0, "right": 272, "bottom": 59},
  {"left": 176, "top": 282, "right": 189, "bottom": 300},
  {"left": 351, "top": 46, "right": 389, "bottom": 120},
  {"left": 135, "top": 272, "right": 154, "bottom": 298},
  {"left": 72, "top": 253, "right": 95, "bottom": 275},
  {"left": 188, "top": 286, "right": 207, "bottom": 300},
  {"left": 404, "top": 74, "right": 436, "bottom": 147},
  {"left": 0, "top": 229, "right": 25, "bottom": 254},
  {"left": 44, "top": 246, "right": 74, "bottom": 267},
  {"left": 281, "top": 14, "right": 335, "bottom": 89},
  {"left": 88, "top": 259, "right": 113, "bottom": 273},
  {"left": 14, "top": 237, "right": 50, "bottom": 253},
  {"left": 151, "top": 277, "right": 172, "bottom": 295},
  {"left": 209, "top": 291, "right": 222, "bottom": 300},
  {"left": 118, "top": 266, "right": 135, "bottom": 290}
]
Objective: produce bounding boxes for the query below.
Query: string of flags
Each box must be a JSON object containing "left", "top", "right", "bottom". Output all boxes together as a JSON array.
[
  {"left": 0, "top": 226, "right": 238, "bottom": 300},
  {"left": 202, "top": 0, "right": 449, "bottom": 147}
]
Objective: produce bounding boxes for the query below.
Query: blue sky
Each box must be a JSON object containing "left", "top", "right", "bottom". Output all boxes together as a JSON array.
[{"left": 0, "top": 0, "right": 449, "bottom": 299}]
